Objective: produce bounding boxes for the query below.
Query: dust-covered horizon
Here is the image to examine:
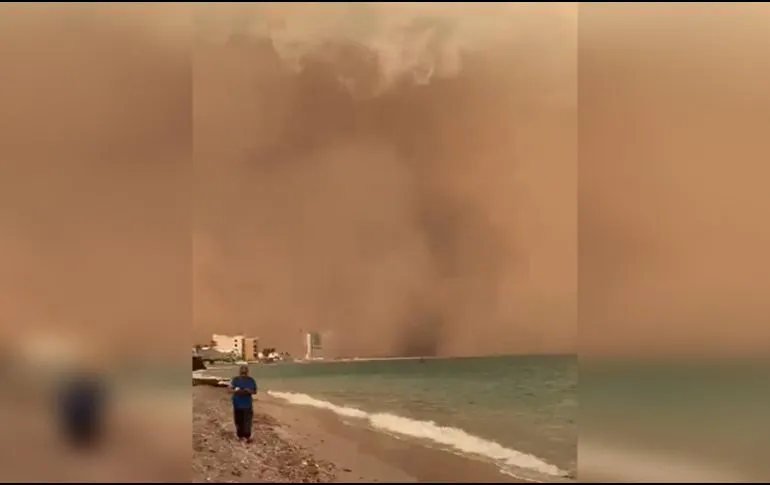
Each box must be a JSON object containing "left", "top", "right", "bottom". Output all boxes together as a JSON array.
[{"left": 193, "top": 3, "right": 577, "bottom": 357}]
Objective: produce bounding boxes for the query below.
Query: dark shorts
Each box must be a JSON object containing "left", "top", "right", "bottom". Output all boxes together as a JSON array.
[{"left": 233, "top": 407, "right": 253, "bottom": 439}]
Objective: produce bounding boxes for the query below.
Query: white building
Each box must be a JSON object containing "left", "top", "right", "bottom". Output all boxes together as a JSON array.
[
  {"left": 304, "top": 332, "right": 322, "bottom": 360},
  {"left": 212, "top": 334, "right": 244, "bottom": 356}
]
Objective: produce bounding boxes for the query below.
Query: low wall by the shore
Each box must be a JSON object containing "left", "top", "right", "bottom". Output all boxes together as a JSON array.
[{"left": 192, "top": 375, "right": 229, "bottom": 387}]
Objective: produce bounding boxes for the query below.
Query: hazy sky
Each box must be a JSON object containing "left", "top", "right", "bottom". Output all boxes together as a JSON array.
[
  {"left": 0, "top": 3, "right": 578, "bottom": 358},
  {"left": 193, "top": 3, "right": 577, "bottom": 357},
  {"left": 2, "top": 4, "right": 766, "bottom": 359}
]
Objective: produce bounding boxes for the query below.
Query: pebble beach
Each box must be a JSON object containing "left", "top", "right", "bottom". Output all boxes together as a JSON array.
[{"left": 192, "top": 383, "right": 336, "bottom": 483}]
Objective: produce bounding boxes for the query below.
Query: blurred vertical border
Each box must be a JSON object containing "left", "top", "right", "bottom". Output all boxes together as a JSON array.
[
  {"left": 579, "top": 2, "right": 770, "bottom": 481},
  {"left": 0, "top": 3, "right": 192, "bottom": 481}
]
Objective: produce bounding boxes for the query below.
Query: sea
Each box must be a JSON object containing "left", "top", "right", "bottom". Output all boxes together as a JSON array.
[{"left": 202, "top": 354, "right": 576, "bottom": 482}]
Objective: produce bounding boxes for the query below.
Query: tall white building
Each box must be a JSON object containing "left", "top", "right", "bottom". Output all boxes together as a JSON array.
[
  {"left": 304, "top": 332, "right": 322, "bottom": 360},
  {"left": 212, "top": 334, "right": 244, "bottom": 356}
]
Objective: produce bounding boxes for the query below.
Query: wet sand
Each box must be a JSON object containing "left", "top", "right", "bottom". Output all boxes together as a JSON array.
[{"left": 192, "top": 384, "right": 522, "bottom": 483}]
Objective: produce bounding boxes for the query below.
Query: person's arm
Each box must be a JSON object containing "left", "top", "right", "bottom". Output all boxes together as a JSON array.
[
  {"left": 228, "top": 377, "right": 238, "bottom": 394},
  {"left": 243, "top": 378, "right": 257, "bottom": 395}
]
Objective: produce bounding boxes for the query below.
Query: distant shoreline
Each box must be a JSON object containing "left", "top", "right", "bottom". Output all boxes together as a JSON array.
[
  {"left": 303, "top": 354, "right": 576, "bottom": 363},
  {"left": 301, "top": 356, "right": 432, "bottom": 363}
]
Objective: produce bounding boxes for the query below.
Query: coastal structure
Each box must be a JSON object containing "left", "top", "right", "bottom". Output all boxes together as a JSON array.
[
  {"left": 197, "top": 347, "right": 231, "bottom": 364},
  {"left": 243, "top": 337, "right": 260, "bottom": 362},
  {"left": 211, "top": 334, "right": 244, "bottom": 356},
  {"left": 304, "top": 332, "right": 322, "bottom": 360},
  {"left": 210, "top": 334, "right": 262, "bottom": 361}
]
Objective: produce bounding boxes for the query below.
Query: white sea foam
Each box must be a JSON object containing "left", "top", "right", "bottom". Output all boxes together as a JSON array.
[{"left": 268, "top": 390, "right": 565, "bottom": 479}]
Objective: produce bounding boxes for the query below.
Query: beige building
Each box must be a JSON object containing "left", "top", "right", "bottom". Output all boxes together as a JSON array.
[
  {"left": 242, "top": 337, "right": 259, "bottom": 362},
  {"left": 211, "top": 334, "right": 244, "bottom": 356}
]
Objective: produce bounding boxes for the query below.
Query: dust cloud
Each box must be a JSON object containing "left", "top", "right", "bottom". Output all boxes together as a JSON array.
[
  {"left": 0, "top": 3, "right": 576, "bottom": 361},
  {"left": 193, "top": 3, "right": 577, "bottom": 357}
]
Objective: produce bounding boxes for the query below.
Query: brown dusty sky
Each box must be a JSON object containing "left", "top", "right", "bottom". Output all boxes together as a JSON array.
[
  {"left": 1, "top": 4, "right": 767, "bottom": 359},
  {"left": 28, "top": 3, "right": 770, "bottom": 360},
  {"left": 0, "top": 3, "right": 577, "bottom": 359},
  {"left": 192, "top": 3, "right": 577, "bottom": 357}
]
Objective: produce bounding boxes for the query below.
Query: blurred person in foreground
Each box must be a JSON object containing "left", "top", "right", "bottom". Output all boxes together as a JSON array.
[
  {"left": 56, "top": 360, "right": 108, "bottom": 450},
  {"left": 228, "top": 365, "right": 257, "bottom": 443}
]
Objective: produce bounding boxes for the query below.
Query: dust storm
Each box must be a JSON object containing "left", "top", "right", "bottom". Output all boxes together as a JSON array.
[
  {"left": 193, "top": 3, "right": 577, "bottom": 357},
  {"left": 0, "top": 3, "right": 576, "bottom": 360},
  {"left": 0, "top": 2, "right": 576, "bottom": 482}
]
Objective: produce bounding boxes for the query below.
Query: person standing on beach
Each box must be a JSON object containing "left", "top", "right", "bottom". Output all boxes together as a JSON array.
[
  {"left": 57, "top": 368, "right": 107, "bottom": 449},
  {"left": 228, "top": 365, "right": 257, "bottom": 443}
]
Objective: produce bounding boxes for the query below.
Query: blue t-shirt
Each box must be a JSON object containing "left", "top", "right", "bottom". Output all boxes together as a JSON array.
[{"left": 230, "top": 376, "right": 257, "bottom": 409}]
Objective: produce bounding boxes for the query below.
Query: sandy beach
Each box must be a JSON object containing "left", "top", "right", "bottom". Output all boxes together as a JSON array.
[{"left": 192, "top": 383, "right": 522, "bottom": 483}]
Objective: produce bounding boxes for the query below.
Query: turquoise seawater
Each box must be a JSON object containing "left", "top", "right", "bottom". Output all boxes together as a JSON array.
[{"left": 229, "top": 355, "right": 577, "bottom": 479}]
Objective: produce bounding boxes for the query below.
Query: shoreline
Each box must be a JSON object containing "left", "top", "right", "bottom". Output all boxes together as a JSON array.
[{"left": 192, "top": 381, "right": 531, "bottom": 483}]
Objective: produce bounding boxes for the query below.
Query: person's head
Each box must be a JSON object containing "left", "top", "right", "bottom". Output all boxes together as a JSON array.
[{"left": 239, "top": 365, "right": 249, "bottom": 377}]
